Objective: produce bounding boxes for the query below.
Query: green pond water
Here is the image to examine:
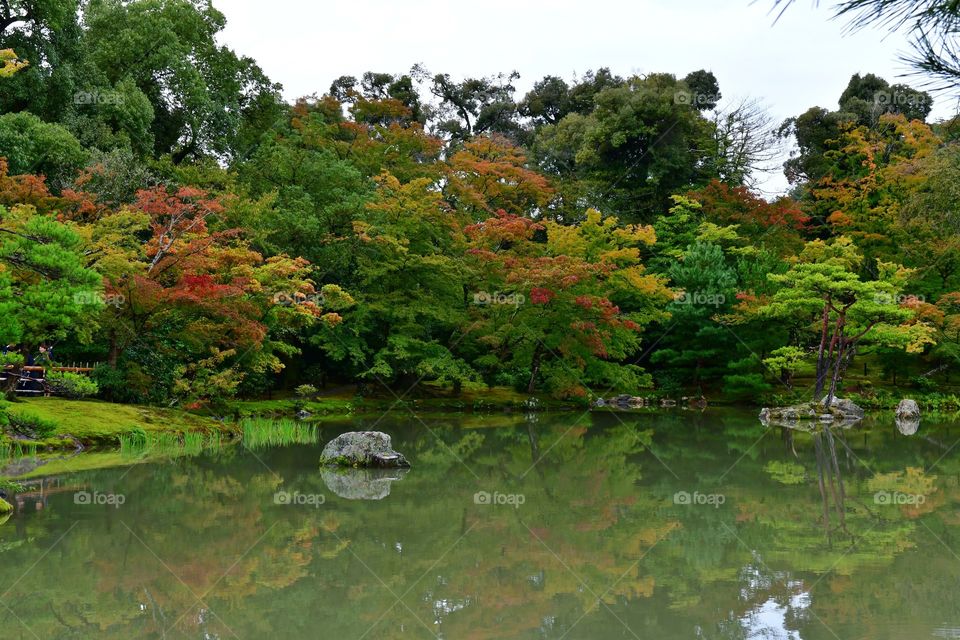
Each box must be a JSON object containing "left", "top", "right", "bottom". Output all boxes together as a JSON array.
[{"left": 1, "top": 409, "right": 960, "bottom": 639}]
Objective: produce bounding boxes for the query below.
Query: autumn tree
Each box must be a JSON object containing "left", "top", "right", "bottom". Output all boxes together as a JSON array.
[
  {"left": 0, "top": 48, "right": 26, "bottom": 76},
  {"left": 465, "top": 209, "right": 670, "bottom": 397},
  {"left": 806, "top": 114, "right": 941, "bottom": 265},
  {"left": 895, "top": 143, "right": 960, "bottom": 295},
  {"left": 445, "top": 134, "right": 554, "bottom": 219},
  {"left": 778, "top": 74, "right": 932, "bottom": 187}
]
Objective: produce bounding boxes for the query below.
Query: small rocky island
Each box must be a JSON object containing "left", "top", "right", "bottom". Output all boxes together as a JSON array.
[
  {"left": 320, "top": 431, "right": 411, "bottom": 468},
  {"left": 759, "top": 397, "right": 865, "bottom": 428}
]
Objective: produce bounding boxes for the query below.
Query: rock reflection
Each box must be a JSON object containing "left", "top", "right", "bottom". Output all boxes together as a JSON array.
[
  {"left": 320, "top": 467, "right": 409, "bottom": 500},
  {"left": 896, "top": 415, "right": 920, "bottom": 435}
]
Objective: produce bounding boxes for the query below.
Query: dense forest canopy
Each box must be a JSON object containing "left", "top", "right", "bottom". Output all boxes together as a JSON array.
[{"left": 1, "top": 0, "right": 959, "bottom": 410}]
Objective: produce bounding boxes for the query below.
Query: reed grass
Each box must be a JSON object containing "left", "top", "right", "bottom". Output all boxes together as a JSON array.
[{"left": 241, "top": 417, "right": 319, "bottom": 449}]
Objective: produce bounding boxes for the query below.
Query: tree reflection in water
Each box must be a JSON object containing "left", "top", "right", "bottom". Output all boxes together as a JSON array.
[{"left": 0, "top": 411, "right": 955, "bottom": 639}]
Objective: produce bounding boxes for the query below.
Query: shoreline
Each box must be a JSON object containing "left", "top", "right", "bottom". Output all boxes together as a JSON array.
[{"left": 0, "top": 395, "right": 956, "bottom": 483}]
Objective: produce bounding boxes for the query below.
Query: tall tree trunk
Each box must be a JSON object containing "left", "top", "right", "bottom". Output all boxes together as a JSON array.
[
  {"left": 814, "top": 300, "right": 831, "bottom": 401},
  {"left": 825, "top": 341, "right": 846, "bottom": 408},
  {"left": 107, "top": 331, "right": 120, "bottom": 368},
  {"left": 527, "top": 343, "right": 543, "bottom": 394}
]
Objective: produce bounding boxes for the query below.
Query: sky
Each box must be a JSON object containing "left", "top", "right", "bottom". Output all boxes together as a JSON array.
[{"left": 216, "top": 0, "right": 958, "bottom": 195}]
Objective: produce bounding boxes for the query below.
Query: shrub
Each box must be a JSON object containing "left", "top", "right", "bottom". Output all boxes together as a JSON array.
[
  {"left": 911, "top": 375, "right": 937, "bottom": 393},
  {"left": 292, "top": 384, "right": 318, "bottom": 411},
  {"left": 46, "top": 371, "right": 99, "bottom": 399},
  {"left": 722, "top": 373, "right": 772, "bottom": 402},
  {"left": 92, "top": 363, "right": 162, "bottom": 403},
  {"left": 294, "top": 384, "right": 318, "bottom": 399},
  {"left": 6, "top": 411, "right": 58, "bottom": 438}
]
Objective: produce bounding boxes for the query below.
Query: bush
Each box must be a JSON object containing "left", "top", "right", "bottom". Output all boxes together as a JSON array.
[
  {"left": 6, "top": 411, "right": 59, "bottom": 438},
  {"left": 294, "top": 384, "right": 317, "bottom": 399},
  {"left": 292, "top": 384, "right": 318, "bottom": 411},
  {"left": 911, "top": 375, "right": 937, "bottom": 393},
  {"left": 722, "top": 373, "right": 772, "bottom": 402},
  {"left": 46, "top": 371, "right": 99, "bottom": 399},
  {"left": 91, "top": 364, "right": 126, "bottom": 401}
]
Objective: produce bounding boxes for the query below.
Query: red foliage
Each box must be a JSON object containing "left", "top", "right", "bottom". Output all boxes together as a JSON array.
[
  {"left": 133, "top": 186, "right": 229, "bottom": 275},
  {"left": 530, "top": 287, "right": 555, "bottom": 305},
  {"left": 0, "top": 159, "right": 60, "bottom": 214},
  {"left": 689, "top": 180, "right": 808, "bottom": 231}
]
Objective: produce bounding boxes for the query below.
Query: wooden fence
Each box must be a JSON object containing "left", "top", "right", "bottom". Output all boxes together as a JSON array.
[{"left": 0, "top": 363, "right": 99, "bottom": 395}]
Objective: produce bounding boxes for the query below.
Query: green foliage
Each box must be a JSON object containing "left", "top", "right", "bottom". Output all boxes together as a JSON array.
[
  {"left": 45, "top": 371, "right": 99, "bottom": 399},
  {"left": 294, "top": 384, "right": 317, "bottom": 399},
  {"left": 759, "top": 237, "right": 934, "bottom": 402},
  {"left": 5, "top": 410, "right": 59, "bottom": 438},
  {"left": 0, "top": 112, "right": 87, "bottom": 189},
  {"left": 763, "top": 346, "right": 808, "bottom": 389},
  {"left": 0, "top": 207, "right": 103, "bottom": 350},
  {"left": 534, "top": 72, "right": 718, "bottom": 222},
  {"left": 722, "top": 371, "right": 773, "bottom": 402},
  {"left": 651, "top": 241, "right": 738, "bottom": 388}
]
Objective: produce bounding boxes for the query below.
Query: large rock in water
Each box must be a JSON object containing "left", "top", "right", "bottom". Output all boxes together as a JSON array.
[
  {"left": 320, "top": 431, "right": 410, "bottom": 468},
  {"left": 896, "top": 398, "right": 921, "bottom": 419},
  {"left": 895, "top": 399, "right": 921, "bottom": 435}
]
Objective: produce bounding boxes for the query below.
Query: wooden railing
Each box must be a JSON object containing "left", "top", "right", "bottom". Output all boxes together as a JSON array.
[{"left": 0, "top": 363, "right": 99, "bottom": 395}]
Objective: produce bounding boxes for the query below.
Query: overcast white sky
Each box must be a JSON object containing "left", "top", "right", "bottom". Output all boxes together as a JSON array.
[{"left": 216, "top": 0, "right": 959, "bottom": 195}]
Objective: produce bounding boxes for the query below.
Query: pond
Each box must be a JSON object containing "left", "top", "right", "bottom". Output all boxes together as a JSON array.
[{"left": 1, "top": 409, "right": 959, "bottom": 639}]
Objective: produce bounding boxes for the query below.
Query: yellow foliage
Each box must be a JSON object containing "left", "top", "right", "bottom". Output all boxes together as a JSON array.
[{"left": 0, "top": 49, "right": 27, "bottom": 78}]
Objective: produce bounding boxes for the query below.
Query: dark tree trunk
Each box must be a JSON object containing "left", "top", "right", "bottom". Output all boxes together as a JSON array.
[
  {"left": 527, "top": 343, "right": 543, "bottom": 395},
  {"left": 107, "top": 331, "right": 120, "bottom": 368},
  {"left": 814, "top": 301, "right": 831, "bottom": 401}
]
